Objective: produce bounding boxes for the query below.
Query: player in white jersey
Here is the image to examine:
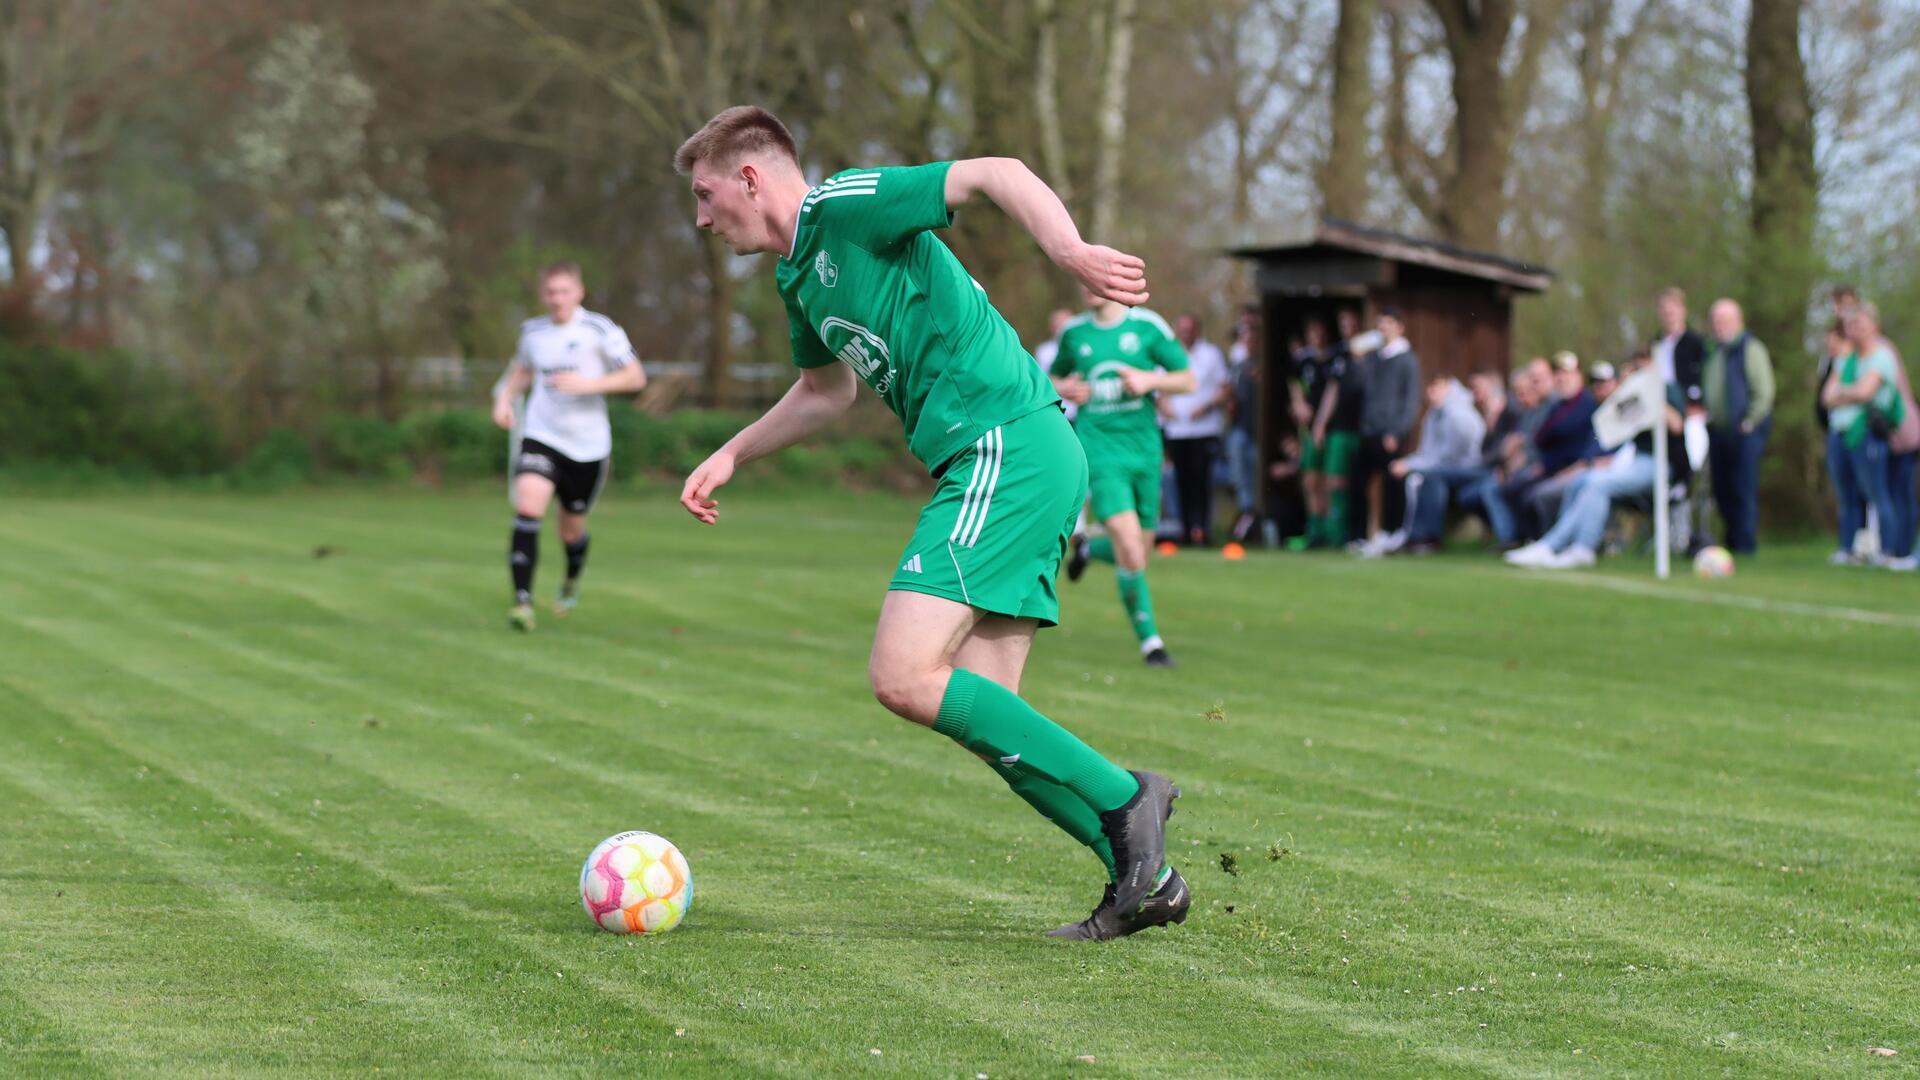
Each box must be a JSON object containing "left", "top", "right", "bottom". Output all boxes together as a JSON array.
[{"left": 491, "top": 262, "right": 648, "bottom": 631}]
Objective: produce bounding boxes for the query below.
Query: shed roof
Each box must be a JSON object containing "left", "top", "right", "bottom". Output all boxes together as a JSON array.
[{"left": 1229, "top": 217, "right": 1553, "bottom": 294}]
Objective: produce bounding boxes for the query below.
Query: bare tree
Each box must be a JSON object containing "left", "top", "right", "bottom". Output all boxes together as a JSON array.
[
  {"left": 1090, "top": 0, "right": 1140, "bottom": 243},
  {"left": 1386, "top": 0, "right": 1568, "bottom": 248},
  {"left": 1745, "top": 0, "right": 1818, "bottom": 353},
  {"left": 1323, "top": 0, "right": 1378, "bottom": 221},
  {"left": 0, "top": 1, "right": 171, "bottom": 301}
]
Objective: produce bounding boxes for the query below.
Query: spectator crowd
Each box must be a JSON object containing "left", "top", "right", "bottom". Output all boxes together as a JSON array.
[{"left": 1029, "top": 285, "right": 1917, "bottom": 572}]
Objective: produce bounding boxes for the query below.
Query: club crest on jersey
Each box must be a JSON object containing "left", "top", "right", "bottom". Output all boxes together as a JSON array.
[
  {"left": 814, "top": 250, "right": 839, "bottom": 288},
  {"left": 819, "top": 317, "right": 895, "bottom": 394},
  {"left": 1119, "top": 331, "right": 1141, "bottom": 354}
]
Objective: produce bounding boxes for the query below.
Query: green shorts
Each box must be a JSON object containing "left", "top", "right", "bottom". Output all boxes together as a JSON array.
[
  {"left": 1301, "top": 430, "right": 1359, "bottom": 476},
  {"left": 1087, "top": 459, "right": 1161, "bottom": 532},
  {"left": 889, "top": 406, "right": 1088, "bottom": 627}
]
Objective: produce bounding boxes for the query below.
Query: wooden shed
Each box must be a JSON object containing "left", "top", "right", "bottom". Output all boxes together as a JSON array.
[{"left": 1229, "top": 217, "right": 1552, "bottom": 531}]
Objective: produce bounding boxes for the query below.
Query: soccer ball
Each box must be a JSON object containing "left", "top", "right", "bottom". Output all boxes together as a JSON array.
[
  {"left": 580, "top": 831, "right": 693, "bottom": 935},
  {"left": 1693, "top": 545, "right": 1735, "bottom": 579}
]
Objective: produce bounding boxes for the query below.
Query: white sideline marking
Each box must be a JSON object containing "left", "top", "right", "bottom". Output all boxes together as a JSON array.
[{"left": 1477, "top": 568, "right": 1920, "bottom": 630}]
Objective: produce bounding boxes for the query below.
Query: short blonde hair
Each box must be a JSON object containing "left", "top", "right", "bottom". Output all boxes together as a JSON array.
[
  {"left": 1656, "top": 286, "right": 1685, "bottom": 307},
  {"left": 674, "top": 106, "right": 798, "bottom": 175}
]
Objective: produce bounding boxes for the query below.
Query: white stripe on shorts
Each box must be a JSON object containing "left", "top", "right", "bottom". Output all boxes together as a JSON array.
[
  {"left": 961, "top": 427, "right": 1003, "bottom": 548},
  {"left": 950, "top": 433, "right": 989, "bottom": 545}
]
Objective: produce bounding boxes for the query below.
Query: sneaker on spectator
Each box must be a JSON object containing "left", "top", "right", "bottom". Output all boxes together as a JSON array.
[
  {"left": 1503, "top": 542, "right": 1556, "bottom": 568},
  {"left": 1827, "top": 549, "right": 1855, "bottom": 567},
  {"left": 1887, "top": 555, "right": 1918, "bottom": 572},
  {"left": 1547, "top": 546, "right": 1596, "bottom": 569}
]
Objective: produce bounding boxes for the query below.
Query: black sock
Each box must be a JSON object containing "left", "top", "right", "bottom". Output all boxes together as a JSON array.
[
  {"left": 510, "top": 515, "right": 540, "bottom": 604},
  {"left": 564, "top": 533, "right": 590, "bottom": 584}
]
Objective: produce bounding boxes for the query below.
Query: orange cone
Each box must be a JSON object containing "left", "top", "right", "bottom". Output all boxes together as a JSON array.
[
  {"left": 1156, "top": 540, "right": 1179, "bottom": 556},
  {"left": 1221, "top": 542, "right": 1246, "bottom": 561}
]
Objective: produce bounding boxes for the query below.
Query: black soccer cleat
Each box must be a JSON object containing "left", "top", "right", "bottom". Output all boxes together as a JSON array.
[
  {"left": 1143, "top": 647, "right": 1176, "bottom": 668},
  {"left": 1045, "top": 883, "right": 1122, "bottom": 940},
  {"left": 1066, "top": 535, "right": 1091, "bottom": 583},
  {"left": 1044, "top": 868, "right": 1192, "bottom": 941},
  {"left": 1099, "top": 770, "right": 1179, "bottom": 916}
]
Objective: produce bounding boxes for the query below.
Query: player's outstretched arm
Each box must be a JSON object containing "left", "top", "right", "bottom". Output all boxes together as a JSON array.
[
  {"left": 680, "top": 362, "right": 859, "bottom": 524},
  {"left": 944, "top": 157, "right": 1148, "bottom": 306}
]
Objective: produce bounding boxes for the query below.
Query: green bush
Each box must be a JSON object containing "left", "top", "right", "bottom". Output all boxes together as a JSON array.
[
  {"left": 319, "top": 414, "right": 412, "bottom": 479},
  {"left": 402, "top": 408, "right": 503, "bottom": 481},
  {"left": 234, "top": 428, "right": 314, "bottom": 490},
  {"left": 0, "top": 338, "right": 227, "bottom": 474}
]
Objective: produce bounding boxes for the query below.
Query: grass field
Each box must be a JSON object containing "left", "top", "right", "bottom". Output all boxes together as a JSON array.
[{"left": 2, "top": 486, "right": 1916, "bottom": 1077}]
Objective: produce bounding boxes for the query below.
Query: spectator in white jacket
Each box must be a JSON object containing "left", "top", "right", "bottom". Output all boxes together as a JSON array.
[{"left": 1358, "top": 375, "right": 1485, "bottom": 557}]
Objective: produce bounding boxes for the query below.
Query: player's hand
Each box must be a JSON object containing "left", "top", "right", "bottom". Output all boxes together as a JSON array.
[
  {"left": 491, "top": 399, "right": 516, "bottom": 431},
  {"left": 1056, "top": 375, "right": 1092, "bottom": 405},
  {"left": 550, "top": 371, "right": 597, "bottom": 395},
  {"left": 1291, "top": 402, "right": 1311, "bottom": 426},
  {"left": 1383, "top": 435, "right": 1399, "bottom": 453},
  {"left": 1057, "top": 242, "right": 1148, "bottom": 306},
  {"left": 680, "top": 451, "right": 736, "bottom": 524},
  {"left": 1389, "top": 460, "right": 1410, "bottom": 479},
  {"left": 1118, "top": 367, "right": 1157, "bottom": 398}
]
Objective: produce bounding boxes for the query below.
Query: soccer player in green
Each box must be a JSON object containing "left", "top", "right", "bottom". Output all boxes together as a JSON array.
[
  {"left": 1052, "top": 293, "right": 1194, "bottom": 667},
  {"left": 672, "top": 107, "right": 1187, "bottom": 940}
]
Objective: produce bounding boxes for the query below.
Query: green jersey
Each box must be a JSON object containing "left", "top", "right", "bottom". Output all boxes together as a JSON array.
[
  {"left": 777, "top": 162, "right": 1059, "bottom": 473},
  {"left": 1051, "top": 308, "right": 1190, "bottom": 466}
]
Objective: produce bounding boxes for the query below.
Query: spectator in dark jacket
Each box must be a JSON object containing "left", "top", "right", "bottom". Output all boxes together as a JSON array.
[
  {"left": 1651, "top": 287, "right": 1707, "bottom": 408},
  {"left": 1354, "top": 308, "right": 1421, "bottom": 546},
  {"left": 1496, "top": 353, "right": 1597, "bottom": 540},
  {"left": 1704, "top": 298, "right": 1776, "bottom": 554}
]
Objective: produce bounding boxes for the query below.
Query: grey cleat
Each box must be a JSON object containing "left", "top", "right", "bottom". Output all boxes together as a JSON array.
[{"left": 1099, "top": 770, "right": 1179, "bottom": 916}]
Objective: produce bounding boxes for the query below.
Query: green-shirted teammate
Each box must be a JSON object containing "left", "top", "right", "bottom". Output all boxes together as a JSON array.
[
  {"left": 673, "top": 106, "right": 1188, "bottom": 939},
  {"left": 1052, "top": 294, "right": 1194, "bottom": 667}
]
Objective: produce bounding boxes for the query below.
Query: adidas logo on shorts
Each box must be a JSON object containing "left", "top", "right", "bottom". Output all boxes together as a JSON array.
[{"left": 902, "top": 553, "right": 923, "bottom": 574}]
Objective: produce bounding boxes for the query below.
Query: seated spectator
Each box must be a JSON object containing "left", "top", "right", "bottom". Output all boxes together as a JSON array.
[
  {"left": 1454, "top": 359, "right": 1551, "bottom": 544},
  {"left": 1589, "top": 361, "right": 1618, "bottom": 403},
  {"left": 1505, "top": 351, "right": 1686, "bottom": 569},
  {"left": 1488, "top": 353, "right": 1598, "bottom": 540},
  {"left": 1354, "top": 374, "right": 1485, "bottom": 556},
  {"left": 1393, "top": 369, "right": 1520, "bottom": 551}
]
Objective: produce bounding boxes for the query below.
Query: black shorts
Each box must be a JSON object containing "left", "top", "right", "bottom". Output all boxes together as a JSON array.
[{"left": 514, "top": 438, "right": 610, "bottom": 514}]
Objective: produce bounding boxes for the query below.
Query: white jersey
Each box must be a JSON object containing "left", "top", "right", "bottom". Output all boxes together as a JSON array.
[{"left": 513, "top": 309, "right": 637, "bottom": 462}]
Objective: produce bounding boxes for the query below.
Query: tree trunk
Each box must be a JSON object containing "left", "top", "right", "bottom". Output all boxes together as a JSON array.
[
  {"left": 1090, "top": 0, "right": 1138, "bottom": 243},
  {"left": 1321, "top": 0, "right": 1376, "bottom": 222},
  {"left": 1436, "top": 15, "right": 1512, "bottom": 248},
  {"left": 1032, "top": 0, "right": 1072, "bottom": 202},
  {"left": 1745, "top": 0, "right": 1817, "bottom": 355}
]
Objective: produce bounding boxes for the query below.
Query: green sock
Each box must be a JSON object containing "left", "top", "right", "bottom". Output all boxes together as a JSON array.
[
  {"left": 1115, "top": 568, "right": 1159, "bottom": 644},
  {"left": 989, "top": 762, "right": 1117, "bottom": 881},
  {"left": 1306, "top": 514, "right": 1326, "bottom": 544},
  {"left": 934, "top": 669, "right": 1140, "bottom": 812},
  {"left": 1087, "top": 536, "right": 1115, "bottom": 564},
  {"left": 1327, "top": 489, "right": 1351, "bottom": 544}
]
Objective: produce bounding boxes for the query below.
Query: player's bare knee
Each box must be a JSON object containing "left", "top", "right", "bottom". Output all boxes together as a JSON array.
[
  {"left": 867, "top": 660, "right": 935, "bottom": 724},
  {"left": 867, "top": 670, "right": 918, "bottom": 722}
]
